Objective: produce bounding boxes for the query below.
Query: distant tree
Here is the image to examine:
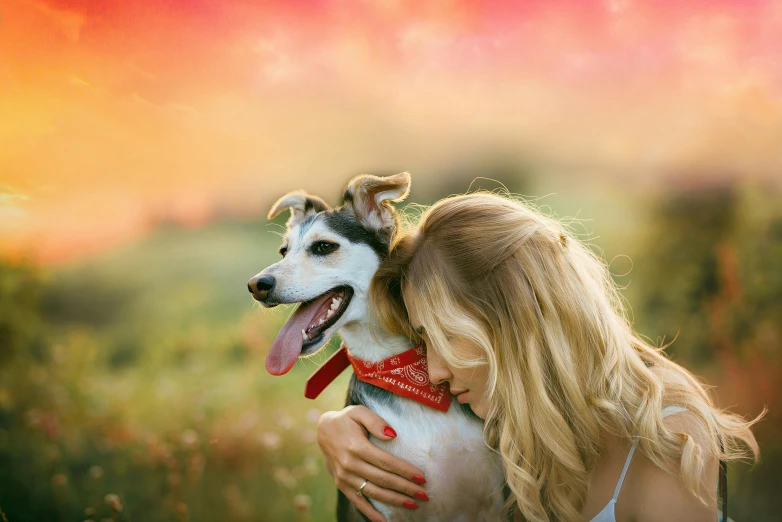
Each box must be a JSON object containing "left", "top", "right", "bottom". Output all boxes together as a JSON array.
[
  {"left": 632, "top": 181, "right": 782, "bottom": 379},
  {"left": 631, "top": 182, "right": 738, "bottom": 364}
]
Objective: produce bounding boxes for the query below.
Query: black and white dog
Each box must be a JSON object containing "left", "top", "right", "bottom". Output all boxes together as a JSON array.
[{"left": 248, "top": 173, "right": 504, "bottom": 521}]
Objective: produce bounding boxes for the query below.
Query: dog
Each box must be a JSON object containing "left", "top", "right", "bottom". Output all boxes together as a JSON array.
[{"left": 248, "top": 173, "right": 505, "bottom": 521}]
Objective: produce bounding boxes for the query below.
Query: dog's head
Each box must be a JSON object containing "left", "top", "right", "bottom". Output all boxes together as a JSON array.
[{"left": 248, "top": 172, "right": 411, "bottom": 375}]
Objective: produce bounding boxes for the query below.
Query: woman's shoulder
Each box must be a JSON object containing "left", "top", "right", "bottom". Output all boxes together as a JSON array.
[{"left": 615, "top": 407, "right": 719, "bottom": 522}]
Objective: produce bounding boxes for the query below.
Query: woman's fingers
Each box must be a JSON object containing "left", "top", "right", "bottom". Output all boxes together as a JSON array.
[
  {"left": 342, "top": 406, "right": 428, "bottom": 491},
  {"left": 354, "top": 460, "right": 428, "bottom": 501},
  {"left": 353, "top": 476, "right": 421, "bottom": 511},
  {"left": 335, "top": 474, "right": 421, "bottom": 521},
  {"left": 347, "top": 405, "right": 398, "bottom": 440},
  {"left": 336, "top": 481, "right": 387, "bottom": 522},
  {"left": 360, "top": 440, "right": 427, "bottom": 486}
]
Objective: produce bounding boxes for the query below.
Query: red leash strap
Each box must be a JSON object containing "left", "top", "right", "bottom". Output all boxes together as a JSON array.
[{"left": 304, "top": 346, "right": 351, "bottom": 399}]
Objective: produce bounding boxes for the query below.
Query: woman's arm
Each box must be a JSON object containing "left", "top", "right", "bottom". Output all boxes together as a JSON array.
[{"left": 317, "top": 405, "right": 429, "bottom": 522}]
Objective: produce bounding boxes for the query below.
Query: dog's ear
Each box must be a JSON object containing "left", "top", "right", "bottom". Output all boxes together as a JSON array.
[
  {"left": 267, "top": 191, "right": 330, "bottom": 228},
  {"left": 343, "top": 172, "right": 411, "bottom": 231}
]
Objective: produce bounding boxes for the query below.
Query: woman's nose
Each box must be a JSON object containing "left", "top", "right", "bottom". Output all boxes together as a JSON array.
[{"left": 426, "top": 348, "right": 451, "bottom": 385}]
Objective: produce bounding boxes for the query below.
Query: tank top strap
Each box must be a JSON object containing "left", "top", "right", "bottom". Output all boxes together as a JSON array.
[
  {"left": 612, "top": 436, "right": 639, "bottom": 501},
  {"left": 661, "top": 405, "right": 689, "bottom": 419},
  {"left": 611, "top": 406, "right": 689, "bottom": 501}
]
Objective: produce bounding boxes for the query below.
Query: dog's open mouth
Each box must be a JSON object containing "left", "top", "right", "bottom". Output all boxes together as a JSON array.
[{"left": 265, "top": 286, "right": 354, "bottom": 376}]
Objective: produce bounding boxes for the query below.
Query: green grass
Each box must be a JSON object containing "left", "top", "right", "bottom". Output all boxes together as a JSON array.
[{"left": 0, "top": 216, "right": 354, "bottom": 522}]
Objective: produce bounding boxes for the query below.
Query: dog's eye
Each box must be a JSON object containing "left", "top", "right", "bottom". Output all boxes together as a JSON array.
[
  {"left": 311, "top": 241, "right": 338, "bottom": 256},
  {"left": 279, "top": 245, "right": 288, "bottom": 257}
]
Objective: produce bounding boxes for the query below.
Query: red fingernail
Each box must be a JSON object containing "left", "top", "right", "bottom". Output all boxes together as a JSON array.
[
  {"left": 415, "top": 491, "right": 429, "bottom": 501},
  {"left": 383, "top": 426, "right": 397, "bottom": 438},
  {"left": 412, "top": 475, "right": 426, "bottom": 485},
  {"left": 403, "top": 500, "right": 419, "bottom": 510}
]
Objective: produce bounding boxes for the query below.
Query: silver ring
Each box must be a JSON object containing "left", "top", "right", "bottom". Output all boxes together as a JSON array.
[{"left": 357, "top": 479, "right": 368, "bottom": 497}]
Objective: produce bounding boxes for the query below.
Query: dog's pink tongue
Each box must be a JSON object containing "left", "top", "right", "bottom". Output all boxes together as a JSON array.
[{"left": 266, "top": 298, "right": 327, "bottom": 376}]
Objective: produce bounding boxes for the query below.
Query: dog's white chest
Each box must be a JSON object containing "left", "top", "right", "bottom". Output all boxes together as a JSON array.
[{"left": 367, "top": 399, "right": 505, "bottom": 522}]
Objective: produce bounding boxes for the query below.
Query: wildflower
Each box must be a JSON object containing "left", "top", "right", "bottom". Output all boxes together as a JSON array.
[
  {"left": 222, "top": 484, "right": 252, "bottom": 518},
  {"left": 273, "top": 467, "right": 297, "bottom": 489},
  {"left": 303, "top": 457, "right": 319, "bottom": 476},
  {"left": 276, "top": 413, "right": 295, "bottom": 430},
  {"left": 299, "top": 429, "right": 316, "bottom": 444},
  {"left": 104, "top": 494, "right": 123, "bottom": 512},
  {"left": 169, "top": 473, "right": 181, "bottom": 488},
  {"left": 294, "top": 494, "right": 312, "bottom": 512},
  {"left": 181, "top": 429, "right": 199, "bottom": 449},
  {"left": 176, "top": 502, "right": 188, "bottom": 516},
  {"left": 306, "top": 408, "right": 322, "bottom": 424},
  {"left": 259, "top": 431, "right": 281, "bottom": 450},
  {"left": 187, "top": 453, "right": 205, "bottom": 483},
  {"left": 89, "top": 466, "right": 103, "bottom": 479}
]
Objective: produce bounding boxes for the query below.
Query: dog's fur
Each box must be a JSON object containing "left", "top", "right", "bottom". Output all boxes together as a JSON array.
[{"left": 249, "top": 173, "right": 505, "bottom": 521}]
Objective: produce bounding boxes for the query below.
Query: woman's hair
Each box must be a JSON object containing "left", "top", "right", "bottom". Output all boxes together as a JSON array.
[{"left": 370, "top": 191, "right": 762, "bottom": 522}]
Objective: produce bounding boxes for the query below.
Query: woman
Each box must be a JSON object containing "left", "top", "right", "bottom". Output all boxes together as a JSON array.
[{"left": 317, "top": 192, "right": 761, "bottom": 522}]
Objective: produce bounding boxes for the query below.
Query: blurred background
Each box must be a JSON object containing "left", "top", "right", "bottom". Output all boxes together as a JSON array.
[{"left": 1, "top": 0, "right": 780, "bottom": 520}]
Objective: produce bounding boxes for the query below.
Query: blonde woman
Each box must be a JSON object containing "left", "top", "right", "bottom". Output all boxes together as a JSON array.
[{"left": 317, "top": 192, "right": 761, "bottom": 522}]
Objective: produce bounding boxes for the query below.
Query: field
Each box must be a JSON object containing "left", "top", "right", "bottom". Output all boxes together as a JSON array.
[{"left": 1, "top": 179, "right": 780, "bottom": 521}]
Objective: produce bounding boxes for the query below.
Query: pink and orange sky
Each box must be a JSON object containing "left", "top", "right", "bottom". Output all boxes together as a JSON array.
[{"left": 1, "top": 0, "right": 781, "bottom": 263}]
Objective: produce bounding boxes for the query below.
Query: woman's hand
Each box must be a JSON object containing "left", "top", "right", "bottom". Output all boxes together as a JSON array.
[{"left": 317, "top": 405, "right": 429, "bottom": 522}]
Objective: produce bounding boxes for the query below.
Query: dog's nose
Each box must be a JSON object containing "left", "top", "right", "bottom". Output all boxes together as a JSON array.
[{"left": 248, "top": 275, "right": 276, "bottom": 299}]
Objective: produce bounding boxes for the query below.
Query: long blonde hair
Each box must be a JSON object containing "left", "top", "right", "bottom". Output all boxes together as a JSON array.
[{"left": 370, "top": 191, "right": 762, "bottom": 521}]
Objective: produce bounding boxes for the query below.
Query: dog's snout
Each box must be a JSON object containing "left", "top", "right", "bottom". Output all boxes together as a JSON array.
[
  {"left": 248, "top": 275, "right": 276, "bottom": 300},
  {"left": 254, "top": 275, "right": 276, "bottom": 292}
]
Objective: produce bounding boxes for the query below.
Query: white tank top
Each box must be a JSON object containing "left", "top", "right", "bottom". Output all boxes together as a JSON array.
[{"left": 589, "top": 405, "right": 690, "bottom": 522}]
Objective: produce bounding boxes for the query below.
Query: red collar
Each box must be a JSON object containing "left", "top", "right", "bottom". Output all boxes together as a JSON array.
[{"left": 305, "top": 344, "right": 452, "bottom": 412}]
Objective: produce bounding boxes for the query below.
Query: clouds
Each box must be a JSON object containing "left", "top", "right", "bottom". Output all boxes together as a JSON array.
[
  {"left": 31, "top": 0, "right": 86, "bottom": 42},
  {"left": 1, "top": 0, "right": 781, "bottom": 263}
]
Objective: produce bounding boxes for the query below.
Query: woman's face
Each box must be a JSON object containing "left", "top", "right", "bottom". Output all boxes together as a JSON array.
[{"left": 405, "top": 293, "right": 491, "bottom": 419}]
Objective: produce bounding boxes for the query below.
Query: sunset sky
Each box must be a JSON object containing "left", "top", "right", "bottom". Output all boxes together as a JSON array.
[{"left": 1, "top": 0, "right": 781, "bottom": 263}]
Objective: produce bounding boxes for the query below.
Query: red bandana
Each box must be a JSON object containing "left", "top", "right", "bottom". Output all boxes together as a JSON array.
[{"left": 304, "top": 344, "right": 452, "bottom": 412}]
